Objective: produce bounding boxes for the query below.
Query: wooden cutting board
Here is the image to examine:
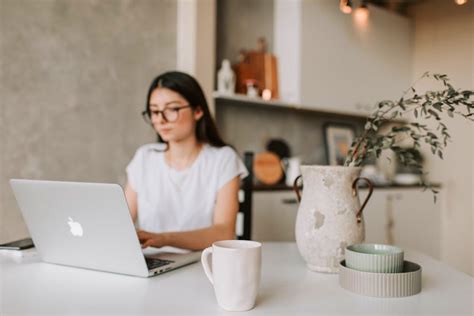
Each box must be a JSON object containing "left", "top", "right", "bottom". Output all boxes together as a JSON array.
[{"left": 253, "top": 152, "right": 283, "bottom": 185}]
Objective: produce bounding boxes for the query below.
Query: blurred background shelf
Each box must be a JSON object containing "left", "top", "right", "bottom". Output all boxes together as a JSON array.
[{"left": 213, "top": 91, "right": 367, "bottom": 119}]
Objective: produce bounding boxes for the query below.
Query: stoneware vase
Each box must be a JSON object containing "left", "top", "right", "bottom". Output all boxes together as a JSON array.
[{"left": 293, "top": 166, "right": 374, "bottom": 273}]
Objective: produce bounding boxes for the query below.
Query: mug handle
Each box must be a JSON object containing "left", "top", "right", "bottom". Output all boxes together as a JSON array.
[
  {"left": 293, "top": 175, "right": 303, "bottom": 202},
  {"left": 201, "top": 247, "right": 214, "bottom": 285},
  {"left": 352, "top": 177, "right": 374, "bottom": 223}
]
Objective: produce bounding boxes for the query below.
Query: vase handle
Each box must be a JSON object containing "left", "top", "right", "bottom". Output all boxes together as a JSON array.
[
  {"left": 352, "top": 177, "right": 374, "bottom": 223},
  {"left": 293, "top": 175, "right": 303, "bottom": 202}
]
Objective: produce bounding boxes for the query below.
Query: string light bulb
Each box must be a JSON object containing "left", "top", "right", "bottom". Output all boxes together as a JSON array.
[
  {"left": 340, "top": 0, "right": 353, "bottom": 14},
  {"left": 454, "top": 0, "right": 468, "bottom": 5},
  {"left": 354, "top": 1, "right": 369, "bottom": 23}
]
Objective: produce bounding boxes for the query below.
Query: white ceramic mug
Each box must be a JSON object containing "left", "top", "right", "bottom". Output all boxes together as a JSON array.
[{"left": 201, "top": 240, "right": 262, "bottom": 312}]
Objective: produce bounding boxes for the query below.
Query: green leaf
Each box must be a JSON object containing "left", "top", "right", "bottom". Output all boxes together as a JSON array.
[
  {"left": 433, "top": 103, "right": 443, "bottom": 111},
  {"left": 392, "top": 126, "right": 411, "bottom": 132},
  {"left": 428, "top": 109, "right": 440, "bottom": 120}
]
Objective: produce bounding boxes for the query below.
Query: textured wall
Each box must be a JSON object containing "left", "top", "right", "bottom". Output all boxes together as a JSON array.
[{"left": 0, "top": 0, "right": 177, "bottom": 243}]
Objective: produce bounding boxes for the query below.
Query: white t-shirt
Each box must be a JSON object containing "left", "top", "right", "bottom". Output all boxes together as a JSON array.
[{"left": 126, "top": 143, "right": 248, "bottom": 233}]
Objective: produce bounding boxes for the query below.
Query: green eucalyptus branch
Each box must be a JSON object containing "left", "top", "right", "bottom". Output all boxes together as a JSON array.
[{"left": 344, "top": 72, "right": 474, "bottom": 202}]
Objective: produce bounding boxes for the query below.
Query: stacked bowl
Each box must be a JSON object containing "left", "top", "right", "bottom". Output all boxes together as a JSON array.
[{"left": 339, "top": 244, "right": 422, "bottom": 298}]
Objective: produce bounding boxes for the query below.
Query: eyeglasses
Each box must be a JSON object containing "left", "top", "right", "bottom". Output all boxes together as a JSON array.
[{"left": 142, "top": 105, "right": 191, "bottom": 124}]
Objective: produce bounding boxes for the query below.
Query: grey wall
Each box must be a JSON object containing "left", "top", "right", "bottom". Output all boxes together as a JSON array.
[
  {"left": 216, "top": 0, "right": 274, "bottom": 67},
  {"left": 0, "top": 0, "right": 177, "bottom": 243}
]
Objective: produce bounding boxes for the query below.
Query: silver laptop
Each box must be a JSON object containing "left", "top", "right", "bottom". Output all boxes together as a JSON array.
[{"left": 9, "top": 179, "right": 201, "bottom": 277}]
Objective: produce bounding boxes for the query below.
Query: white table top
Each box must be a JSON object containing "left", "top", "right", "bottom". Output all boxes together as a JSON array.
[{"left": 1, "top": 242, "right": 472, "bottom": 315}]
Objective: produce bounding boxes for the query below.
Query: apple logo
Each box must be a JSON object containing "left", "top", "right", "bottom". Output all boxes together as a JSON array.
[{"left": 67, "top": 217, "right": 83, "bottom": 237}]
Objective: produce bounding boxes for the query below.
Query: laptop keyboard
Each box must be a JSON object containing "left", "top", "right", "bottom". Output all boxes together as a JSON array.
[{"left": 145, "top": 257, "right": 174, "bottom": 270}]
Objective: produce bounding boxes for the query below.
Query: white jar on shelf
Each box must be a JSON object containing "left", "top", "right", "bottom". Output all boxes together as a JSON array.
[{"left": 217, "top": 59, "right": 235, "bottom": 95}]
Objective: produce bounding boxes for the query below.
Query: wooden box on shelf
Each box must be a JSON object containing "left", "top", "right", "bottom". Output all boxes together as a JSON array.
[{"left": 233, "top": 38, "right": 279, "bottom": 99}]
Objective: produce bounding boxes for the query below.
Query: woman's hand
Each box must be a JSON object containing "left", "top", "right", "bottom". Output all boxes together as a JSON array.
[{"left": 137, "top": 230, "right": 166, "bottom": 249}]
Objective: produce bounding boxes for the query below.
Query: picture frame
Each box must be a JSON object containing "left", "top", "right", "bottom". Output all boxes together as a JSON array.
[{"left": 323, "top": 123, "right": 356, "bottom": 166}]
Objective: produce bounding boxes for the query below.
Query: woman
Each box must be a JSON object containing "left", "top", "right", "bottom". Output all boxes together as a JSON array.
[{"left": 125, "top": 71, "right": 248, "bottom": 251}]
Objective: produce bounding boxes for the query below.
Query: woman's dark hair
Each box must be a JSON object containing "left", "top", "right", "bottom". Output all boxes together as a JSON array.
[{"left": 145, "top": 71, "right": 227, "bottom": 148}]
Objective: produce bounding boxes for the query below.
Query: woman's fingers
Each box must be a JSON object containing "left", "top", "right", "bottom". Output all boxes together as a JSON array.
[
  {"left": 141, "top": 238, "right": 157, "bottom": 249},
  {"left": 137, "top": 230, "right": 163, "bottom": 248},
  {"left": 137, "top": 230, "right": 149, "bottom": 240},
  {"left": 142, "top": 239, "right": 153, "bottom": 248},
  {"left": 137, "top": 230, "right": 156, "bottom": 248},
  {"left": 137, "top": 230, "right": 150, "bottom": 245}
]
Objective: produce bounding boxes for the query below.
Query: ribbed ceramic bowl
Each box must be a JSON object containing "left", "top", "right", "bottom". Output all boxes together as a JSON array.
[
  {"left": 339, "top": 260, "right": 422, "bottom": 298},
  {"left": 345, "top": 244, "right": 404, "bottom": 273}
]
